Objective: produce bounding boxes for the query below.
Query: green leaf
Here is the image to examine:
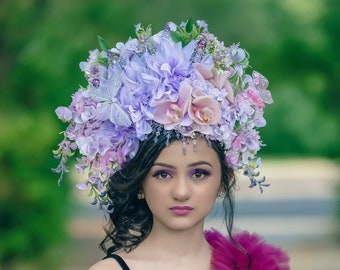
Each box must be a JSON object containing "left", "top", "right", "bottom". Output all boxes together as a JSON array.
[
  {"left": 87, "top": 188, "right": 94, "bottom": 197},
  {"left": 170, "top": 31, "right": 182, "bottom": 43},
  {"left": 52, "top": 149, "right": 60, "bottom": 155},
  {"left": 66, "top": 151, "right": 74, "bottom": 157},
  {"left": 185, "top": 18, "right": 193, "bottom": 33},
  {"left": 98, "top": 35, "right": 110, "bottom": 51},
  {"left": 96, "top": 53, "right": 109, "bottom": 66}
]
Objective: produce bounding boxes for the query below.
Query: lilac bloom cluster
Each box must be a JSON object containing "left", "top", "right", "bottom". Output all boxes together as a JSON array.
[{"left": 53, "top": 19, "right": 273, "bottom": 211}]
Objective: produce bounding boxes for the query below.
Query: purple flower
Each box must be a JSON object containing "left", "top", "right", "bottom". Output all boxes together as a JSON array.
[
  {"left": 90, "top": 66, "right": 131, "bottom": 127},
  {"left": 112, "top": 38, "right": 140, "bottom": 59},
  {"left": 196, "top": 20, "right": 208, "bottom": 28},
  {"left": 145, "top": 38, "right": 195, "bottom": 101},
  {"left": 79, "top": 49, "right": 107, "bottom": 80},
  {"left": 55, "top": 106, "right": 72, "bottom": 122}
]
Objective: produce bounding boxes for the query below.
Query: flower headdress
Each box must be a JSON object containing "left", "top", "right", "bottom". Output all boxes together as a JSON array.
[{"left": 53, "top": 19, "right": 273, "bottom": 211}]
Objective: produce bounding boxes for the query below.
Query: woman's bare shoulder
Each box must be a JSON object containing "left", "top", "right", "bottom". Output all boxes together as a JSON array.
[{"left": 88, "top": 258, "right": 121, "bottom": 270}]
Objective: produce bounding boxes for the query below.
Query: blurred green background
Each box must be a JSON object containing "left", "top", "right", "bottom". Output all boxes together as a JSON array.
[{"left": 0, "top": 0, "right": 339, "bottom": 269}]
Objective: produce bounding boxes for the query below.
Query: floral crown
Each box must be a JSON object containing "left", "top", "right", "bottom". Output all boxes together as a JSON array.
[{"left": 53, "top": 19, "right": 273, "bottom": 211}]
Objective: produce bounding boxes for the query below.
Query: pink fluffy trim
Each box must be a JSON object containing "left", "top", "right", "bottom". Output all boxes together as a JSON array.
[{"left": 205, "top": 230, "right": 290, "bottom": 270}]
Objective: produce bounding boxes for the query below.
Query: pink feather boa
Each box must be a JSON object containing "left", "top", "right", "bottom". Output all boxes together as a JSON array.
[{"left": 205, "top": 230, "right": 290, "bottom": 270}]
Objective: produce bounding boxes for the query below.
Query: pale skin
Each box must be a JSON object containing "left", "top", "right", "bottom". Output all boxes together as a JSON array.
[{"left": 89, "top": 139, "right": 223, "bottom": 270}]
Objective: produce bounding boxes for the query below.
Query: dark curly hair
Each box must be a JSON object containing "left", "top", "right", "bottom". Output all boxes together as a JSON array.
[{"left": 99, "top": 130, "right": 237, "bottom": 255}]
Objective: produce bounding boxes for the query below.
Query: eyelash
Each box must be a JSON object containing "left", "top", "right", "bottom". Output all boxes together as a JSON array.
[
  {"left": 151, "top": 169, "right": 211, "bottom": 180},
  {"left": 190, "top": 169, "right": 211, "bottom": 179},
  {"left": 152, "top": 170, "right": 172, "bottom": 180}
]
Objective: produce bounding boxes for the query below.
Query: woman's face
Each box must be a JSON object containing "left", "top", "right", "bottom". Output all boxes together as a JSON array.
[{"left": 142, "top": 139, "right": 222, "bottom": 232}]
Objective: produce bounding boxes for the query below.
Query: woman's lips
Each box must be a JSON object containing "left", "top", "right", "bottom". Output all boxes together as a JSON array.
[{"left": 170, "top": 206, "right": 193, "bottom": 216}]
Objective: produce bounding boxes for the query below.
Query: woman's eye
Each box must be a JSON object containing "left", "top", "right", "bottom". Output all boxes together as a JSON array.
[
  {"left": 191, "top": 169, "right": 210, "bottom": 179},
  {"left": 152, "top": 170, "right": 172, "bottom": 179}
]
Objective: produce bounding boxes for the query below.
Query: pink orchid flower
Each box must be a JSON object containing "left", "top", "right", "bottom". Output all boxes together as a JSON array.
[
  {"left": 153, "top": 82, "right": 191, "bottom": 126},
  {"left": 188, "top": 87, "right": 222, "bottom": 125},
  {"left": 194, "top": 63, "right": 235, "bottom": 103}
]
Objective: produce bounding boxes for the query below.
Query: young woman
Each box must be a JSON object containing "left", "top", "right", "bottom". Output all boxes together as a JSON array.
[{"left": 54, "top": 19, "right": 290, "bottom": 269}]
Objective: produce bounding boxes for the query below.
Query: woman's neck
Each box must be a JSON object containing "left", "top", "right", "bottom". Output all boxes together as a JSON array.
[
  {"left": 120, "top": 222, "right": 212, "bottom": 270},
  {"left": 140, "top": 222, "right": 210, "bottom": 259}
]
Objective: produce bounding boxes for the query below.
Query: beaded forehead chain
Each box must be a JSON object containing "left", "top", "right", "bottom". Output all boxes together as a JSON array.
[{"left": 53, "top": 19, "right": 273, "bottom": 211}]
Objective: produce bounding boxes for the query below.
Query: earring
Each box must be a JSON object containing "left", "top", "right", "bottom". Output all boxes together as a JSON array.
[
  {"left": 218, "top": 191, "right": 226, "bottom": 198},
  {"left": 218, "top": 186, "right": 226, "bottom": 198},
  {"left": 137, "top": 191, "right": 145, "bottom": 200}
]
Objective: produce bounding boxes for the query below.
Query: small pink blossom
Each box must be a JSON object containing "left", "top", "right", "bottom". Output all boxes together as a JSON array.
[
  {"left": 226, "top": 150, "right": 240, "bottom": 169},
  {"left": 232, "top": 133, "right": 247, "bottom": 152},
  {"left": 247, "top": 89, "right": 265, "bottom": 108},
  {"left": 194, "top": 63, "right": 234, "bottom": 103}
]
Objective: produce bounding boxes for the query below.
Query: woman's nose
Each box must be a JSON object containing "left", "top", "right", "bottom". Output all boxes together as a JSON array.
[{"left": 171, "top": 177, "right": 191, "bottom": 201}]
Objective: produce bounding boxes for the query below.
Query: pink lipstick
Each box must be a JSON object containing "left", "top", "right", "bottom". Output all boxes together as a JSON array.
[{"left": 170, "top": 206, "right": 193, "bottom": 216}]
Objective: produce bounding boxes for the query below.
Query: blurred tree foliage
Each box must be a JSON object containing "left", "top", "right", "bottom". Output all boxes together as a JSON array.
[{"left": 0, "top": 0, "right": 339, "bottom": 268}]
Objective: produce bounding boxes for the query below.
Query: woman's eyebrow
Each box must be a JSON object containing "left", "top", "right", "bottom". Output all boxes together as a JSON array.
[
  {"left": 153, "top": 161, "right": 213, "bottom": 169},
  {"left": 188, "top": 161, "right": 213, "bottom": 168},
  {"left": 152, "top": 162, "right": 176, "bottom": 169}
]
